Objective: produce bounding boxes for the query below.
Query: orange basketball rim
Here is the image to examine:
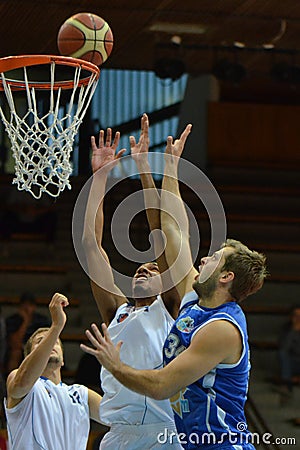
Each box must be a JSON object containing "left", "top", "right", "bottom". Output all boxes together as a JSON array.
[
  {"left": 0, "top": 54, "right": 100, "bottom": 198},
  {"left": 0, "top": 54, "right": 100, "bottom": 90}
]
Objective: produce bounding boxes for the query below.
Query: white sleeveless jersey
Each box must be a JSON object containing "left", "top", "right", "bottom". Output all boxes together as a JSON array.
[
  {"left": 100, "top": 296, "right": 175, "bottom": 425},
  {"left": 5, "top": 377, "right": 90, "bottom": 450}
]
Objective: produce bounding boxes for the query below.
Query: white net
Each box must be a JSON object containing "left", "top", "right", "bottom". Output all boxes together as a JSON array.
[{"left": 0, "top": 58, "right": 99, "bottom": 199}]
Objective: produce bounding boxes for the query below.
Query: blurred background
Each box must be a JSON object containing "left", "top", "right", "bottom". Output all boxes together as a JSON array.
[{"left": 0, "top": 1, "right": 300, "bottom": 448}]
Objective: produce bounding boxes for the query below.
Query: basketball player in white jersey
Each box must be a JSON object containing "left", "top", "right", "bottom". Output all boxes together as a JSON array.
[
  {"left": 81, "top": 131, "right": 268, "bottom": 450},
  {"left": 82, "top": 115, "right": 190, "bottom": 449},
  {"left": 4, "top": 293, "right": 103, "bottom": 450}
]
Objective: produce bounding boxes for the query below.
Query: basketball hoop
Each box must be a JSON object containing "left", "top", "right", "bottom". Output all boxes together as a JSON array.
[{"left": 0, "top": 55, "right": 100, "bottom": 198}]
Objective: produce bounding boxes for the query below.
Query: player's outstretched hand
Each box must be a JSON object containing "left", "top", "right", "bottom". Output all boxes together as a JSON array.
[
  {"left": 130, "top": 113, "right": 150, "bottom": 163},
  {"left": 49, "top": 293, "right": 69, "bottom": 332},
  {"left": 81, "top": 323, "right": 123, "bottom": 374},
  {"left": 91, "top": 128, "right": 126, "bottom": 174},
  {"left": 164, "top": 124, "right": 192, "bottom": 163}
]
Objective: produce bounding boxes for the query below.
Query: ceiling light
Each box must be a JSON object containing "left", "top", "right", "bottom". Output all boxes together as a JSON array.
[
  {"left": 171, "top": 35, "right": 182, "bottom": 45},
  {"left": 262, "top": 43, "right": 275, "bottom": 49},
  {"left": 233, "top": 41, "right": 245, "bottom": 48}
]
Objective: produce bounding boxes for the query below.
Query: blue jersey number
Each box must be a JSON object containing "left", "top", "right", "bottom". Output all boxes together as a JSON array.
[{"left": 164, "top": 333, "right": 186, "bottom": 359}]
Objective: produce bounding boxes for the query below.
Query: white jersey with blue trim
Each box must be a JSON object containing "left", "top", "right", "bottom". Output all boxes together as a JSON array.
[
  {"left": 4, "top": 377, "right": 89, "bottom": 450},
  {"left": 163, "top": 292, "right": 254, "bottom": 450},
  {"left": 100, "top": 295, "right": 175, "bottom": 425}
]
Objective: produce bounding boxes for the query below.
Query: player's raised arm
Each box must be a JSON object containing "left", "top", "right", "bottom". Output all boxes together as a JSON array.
[
  {"left": 160, "top": 125, "right": 198, "bottom": 300},
  {"left": 6, "top": 293, "right": 68, "bottom": 405},
  {"left": 131, "top": 114, "right": 180, "bottom": 318},
  {"left": 82, "top": 128, "right": 127, "bottom": 324}
]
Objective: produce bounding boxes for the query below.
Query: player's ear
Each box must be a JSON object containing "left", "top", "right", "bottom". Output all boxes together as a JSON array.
[{"left": 219, "top": 271, "right": 234, "bottom": 284}]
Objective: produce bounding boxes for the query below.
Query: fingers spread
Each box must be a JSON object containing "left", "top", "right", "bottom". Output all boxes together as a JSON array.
[
  {"left": 112, "top": 131, "right": 120, "bottom": 149},
  {"left": 130, "top": 136, "right": 136, "bottom": 148},
  {"left": 80, "top": 343, "right": 97, "bottom": 356},
  {"left": 98, "top": 130, "right": 104, "bottom": 148},
  {"left": 116, "top": 149, "right": 126, "bottom": 159},
  {"left": 85, "top": 329, "right": 103, "bottom": 348},
  {"left": 101, "top": 323, "right": 112, "bottom": 343},
  {"left": 181, "top": 124, "right": 192, "bottom": 142},
  {"left": 106, "top": 128, "right": 112, "bottom": 146}
]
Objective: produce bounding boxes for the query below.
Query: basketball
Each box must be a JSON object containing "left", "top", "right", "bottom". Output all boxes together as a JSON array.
[{"left": 57, "top": 12, "right": 114, "bottom": 66}]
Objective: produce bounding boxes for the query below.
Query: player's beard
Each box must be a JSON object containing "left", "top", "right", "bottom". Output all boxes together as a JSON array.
[
  {"left": 192, "top": 271, "right": 218, "bottom": 301},
  {"left": 48, "top": 355, "right": 61, "bottom": 365}
]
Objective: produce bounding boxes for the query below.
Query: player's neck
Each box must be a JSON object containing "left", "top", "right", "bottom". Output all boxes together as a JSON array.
[
  {"left": 41, "top": 367, "right": 62, "bottom": 385},
  {"left": 199, "top": 290, "right": 234, "bottom": 308},
  {"left": 133, "top": 296, "right": 156, "bottom": 308}
]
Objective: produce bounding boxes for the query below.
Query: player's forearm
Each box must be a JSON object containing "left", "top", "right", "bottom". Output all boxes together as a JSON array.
[
  {"left": 135, "top": 158, "right": 160, "bottom": 221},
  {"left": 83, "top": 173, "right": 119, "bottom": 295},
  {"left": 140, "top": 173, "right": 160, "bottom": 231},
  {"left": 111, "top": 362, "right": 172, "bottom": 401},
  {"left": 162, "top": 158, "right": 181, "bottom": 197},
  {"left": 161, "top": 159, "right": 196, "bottom": 298},
  {"left": 9, "top": 325, "right": 62, "bottom": 398},
  {"left": 161, "top": 160, "right": 189, "bottom": 236},
  {"left": 135, "top": 157, "right": 164, "bottom": 261},
  {"left": 82, "top": 171, "right": 108, "bottom": 248}
]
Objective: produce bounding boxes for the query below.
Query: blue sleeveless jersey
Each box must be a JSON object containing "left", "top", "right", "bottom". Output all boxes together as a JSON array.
[{"left": 163, "top": 292, "right": 254, "bottom": 450}]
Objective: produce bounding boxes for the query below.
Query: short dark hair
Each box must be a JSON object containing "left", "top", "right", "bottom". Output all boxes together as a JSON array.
[{"left": 220, "top": 239, "right": 268, "bottom": 302}]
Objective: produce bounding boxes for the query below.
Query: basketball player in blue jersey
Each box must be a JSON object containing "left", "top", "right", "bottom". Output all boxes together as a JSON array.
[
  {"left": 81, "top": 128, "right": 268, "bottom": 450},
  {"left": 4, "top": 293, "right": 103, "bottom": 450},
  {"left": 82, "top": 115, "right": 189, "bottom": 449}
]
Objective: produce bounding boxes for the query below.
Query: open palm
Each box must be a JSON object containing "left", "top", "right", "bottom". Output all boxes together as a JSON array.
[{"left": 91, "top": 128, "right": 126, "bottom": 173}]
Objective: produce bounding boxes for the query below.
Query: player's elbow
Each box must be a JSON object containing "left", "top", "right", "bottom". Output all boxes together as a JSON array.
[
  {"left": 157, "top": 391, "right": 170, "bottom": 400},
  {"left": 151, "top": 389, "right": 168, "bottom": 400}
]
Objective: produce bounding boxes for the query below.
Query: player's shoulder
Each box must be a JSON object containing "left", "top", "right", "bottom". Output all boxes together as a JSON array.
[
  {"left": 112, "top": 302, "right": 134, "bottom": 323},
  {"left": 179, "top": 291, "right": 198, "bottom": 314}
]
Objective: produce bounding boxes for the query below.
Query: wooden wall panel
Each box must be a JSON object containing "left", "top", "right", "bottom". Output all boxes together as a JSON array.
[{"left": 207, "top": 102, "right": 300, "bottom": 168}]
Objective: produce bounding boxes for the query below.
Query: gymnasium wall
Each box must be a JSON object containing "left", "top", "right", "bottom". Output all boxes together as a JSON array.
[{"left": 207, "top": 102, "right": 300, "bottom": 169}]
